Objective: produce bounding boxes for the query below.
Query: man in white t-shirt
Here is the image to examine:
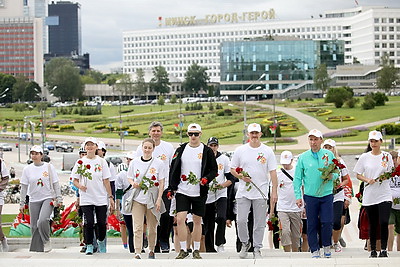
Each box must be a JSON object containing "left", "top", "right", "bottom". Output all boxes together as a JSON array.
[
  {"left": 96, "top": 141, "right": 116, "bottom": 198},
  {"left": 169, "top": 123, "right": 218, "bottom": 259},
  {"left": 136, "top": 121, "right": 174, "bottom": 253},
  {"left": 230, "top": 123, "right": 278, "bottom": 259},
  {"left": 276, "top": 150, "right": 302, "bottom": 252}
]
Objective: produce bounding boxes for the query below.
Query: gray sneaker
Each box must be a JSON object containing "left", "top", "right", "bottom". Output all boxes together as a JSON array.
[
  {"left": 253, "top": 248, "right": 262, "bottom": 259},
  {"left": 339, "top": 237, "right": 346, "bottom": 248},
  {"left": 239, "top": 242, "right": 251, "bottom": 259}
]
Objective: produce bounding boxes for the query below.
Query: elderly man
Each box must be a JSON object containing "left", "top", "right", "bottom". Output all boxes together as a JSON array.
[
  {"left": 230, "top": 123, "right": 278, "bottom": 259},
  {"left": 169, "top": 123, "right": 218, "bottom": 259},
  {"left": 136, "top": 121, "right": 174, "bottom": 253},
  {"left": 294, "top": 129, "right": 338, "bottom": 258}
]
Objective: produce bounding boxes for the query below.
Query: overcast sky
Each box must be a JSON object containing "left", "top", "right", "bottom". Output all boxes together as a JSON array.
[{"left": 75, "top": 0, "right": 399, "bottom": 73}]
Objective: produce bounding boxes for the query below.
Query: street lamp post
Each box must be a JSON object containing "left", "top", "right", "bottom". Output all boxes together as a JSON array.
[
  {"left": 0, "top": 88, "right": 9, "bottom": 101},
  {"left": 243, "top": 73, "right": 266, "bottom": 144}
]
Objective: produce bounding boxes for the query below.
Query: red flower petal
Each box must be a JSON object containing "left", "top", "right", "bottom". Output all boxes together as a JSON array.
[
  {"left": 86, "top": 164, "right": 91, "bottom": 169},
  {"left": 151, "top": 175, "right": 156, "bottom": 180},
  {"left": 77, "top": 160, "right": 83, "bottom": 165},
  {"left": 154, "top": 182, "right": 159, "bottom": 186}
]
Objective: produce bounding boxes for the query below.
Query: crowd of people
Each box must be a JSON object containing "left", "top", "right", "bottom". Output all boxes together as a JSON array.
[{"left": 0, "top": 122, "right": 399, "bottom": 260}]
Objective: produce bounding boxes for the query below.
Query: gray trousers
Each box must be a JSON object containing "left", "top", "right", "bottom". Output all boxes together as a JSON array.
[
  {"left": 29, "top": 198, "right": 53, "bottom": 252},
  {"left": 237, "top": 197, "right": 267, "bottom": 249}
]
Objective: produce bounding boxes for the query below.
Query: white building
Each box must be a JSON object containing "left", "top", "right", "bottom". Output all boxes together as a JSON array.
[{"left": 123, "top": 6, "right": 400, "bottom": 83}]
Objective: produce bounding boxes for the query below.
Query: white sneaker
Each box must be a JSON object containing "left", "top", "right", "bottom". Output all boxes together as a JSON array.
[
  {"left": 239, "top": 242, "right": 250, "bottom": 259},
  {"left": 1, "top": 237, "right": 8, "bottom": 252},
  {"left": 44, "top": 241, "right": 52, "bottom": 252},
  {"left": 311, "top": 250, "right": 320, "bottom": 258},
  {"left": 253, "top": 248, "right": 262, "bottom": 259},
  {"left": 217, "top": 245, "right": 225, "bottom": 253},
  {"left": 333, "top": 243, "right": 342, "bottom": 252},
  {"left": 323, "top": 246, "right": 331, "bottom": 258}
]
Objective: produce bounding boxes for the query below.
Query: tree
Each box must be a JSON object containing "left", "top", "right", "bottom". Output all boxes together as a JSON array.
[
  {"left": 149, "top": 66, "right": 170, "bottom": 95},
  {"left": 84, "top": 69, "right": 104, "bottom": 84},
  {"left": 377, "top": 53, "right": 399, "bottom": 93},
  {"left": 134, "top": 68, "right": 147, "bottom": 98},
  {"left": 0, "top": 73, "right": 16, "bottom": 103},
  {"left": 182, "top": 63, "right": 210, "bottom": 94},
  {"left": 115, "top": 74, "right": 134, "bottom": 97},
  {"left": 170, "top": 94, "right": 177, "bottom": 104},
  {"left": 157, "top": 95, "right": 165, "bottom": 111},
  {"left": 314, "top": 64, "right": 331, "bottom": 94},
  {"left": 23, "top": 81, "right": 41, "bottom": 102},
  {"left": 12, "top": 76, "right": 28, "bottom": 102},
  {"left": 44, "top": 58, "right": 83, "bottom": 101},
  {"left": 325, "top": 86, "right": 353, "bottom": 108}
]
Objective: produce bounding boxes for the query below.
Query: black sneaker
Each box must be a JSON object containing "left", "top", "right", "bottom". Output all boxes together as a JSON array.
[
  {"left": 379, "top": 250, "right": 388, "bottom": 257},
  {"left": 80, "top": 245, "right": 87, "bottom": 253},
  {"left": 175, "top": 249, "right": 189, "bottom": 259},
  {"left": 370, "top": 250, "right": 378, "bottom": 258},
  {"left": 192, "top": 250, "right": 202, "bottom": 259}
]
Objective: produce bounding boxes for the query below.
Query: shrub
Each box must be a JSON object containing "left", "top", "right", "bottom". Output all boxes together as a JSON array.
[
  {"left": 316, "top": 109, "right": 332, "bottom": 116},
  {"left": 345, "top": 97, "right": 359, "bottom": 108},
  {"left": 224, "top": 109, "right": 233, "bottom": 116},
  {"left": 375, "top": 123, "right": 400, "bottom": 135},
  {"left": 215, "top": 103, "right": 223, "bottom": 109},
  {"left": 94, "top": 124, "right": 107, "bottom": 130},
  {"left": 326, "top": 116, "right": 355, "bottom": 122},
  {"left": 371, "top": 92, "right": 388, "bottom": 106},
  {"left": 59, "top": 125, "right": 75, "bottom": 131},
  {"left": 127, "top": 128, "right": 139, "bottom": 134},
  {"left": 216, "top": 110, "right": 225, "bottom": 116},
  {"left": 361, "top": 96, "right": 376, "bottom": 110}
]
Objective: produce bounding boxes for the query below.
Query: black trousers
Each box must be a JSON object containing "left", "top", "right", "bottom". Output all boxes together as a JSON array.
[
  {"left": 123, "top": 214, "right": 134, "bottom": 253},
  {"left": 203, "top": 197, "right": 227, "bottom": 252},
  {"left": 156, "top": 189, "right": 173, "bottom": 250},
  {"left": 81, "top": 205, "right": 107, "bottom": 243},
  {"left": 365, "top": 201, "right": 392, "bottom": 251}
]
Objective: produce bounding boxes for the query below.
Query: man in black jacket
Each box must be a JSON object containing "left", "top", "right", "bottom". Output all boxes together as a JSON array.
[{"left": 169, "top": 123, "right": 217, "bottom": 259}]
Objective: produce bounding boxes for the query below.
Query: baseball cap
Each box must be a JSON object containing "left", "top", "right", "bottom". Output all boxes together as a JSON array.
[
  {"left": 30, "top": 145, "right": 43, "bottom": 154},
  {"left": 280, "top": 150, "right": 293, "bottom": 164},
  {"left": 308, "top": 129, "right": 323, "bottom": 138},
  {"left": 187, "top": 123, "right": 202, "bottom": 132},
  {"left": 126, "top": 151, "right": 136, "bottom": 160},
  {"left": 84, "top": 137, "right": 98, "bottom": 146},
  {"left": 247, "top": 123, "right": 261, "bottom": 133},
  {"left": 207, "top": 137, "right": 219, "bottom": 145},
  {"left": 323, "top": 139, "right": 336, "bottom": 147},
  {"left": 97, "top": 141, "right": 106, "bottom": 150},
  {"left": 368, "top": 130, "right": 383, "bottom": 141}
]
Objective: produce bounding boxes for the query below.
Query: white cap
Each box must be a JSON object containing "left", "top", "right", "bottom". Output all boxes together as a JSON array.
[
  {"left": 368, "top": 130, "right": 383, "bottom": 141},
  {"left": 280, "top": 150, "right": 293, "bottom": 164},
  {"left": 30, "top": 145, "right": 43, "bottom": 154},
  {"left": 97, "top": 141, "right": 106, "bottom": 150},
  {"left": 126, "top": 151, "right": 136, "bottom": 160},
  {"left": 187, "top": 123, "right": 202, "bottom": 132},
  {"left": 247, "top": 123, "right": 261, "bottom": 133},
  {"left": 84, "top": 137, "right": 98, "bottom": 146},
  {"left": 323, "top": 139, "right": 336, "bottom": 147},
  {"left": 308, "top": 129, "right": 323, "bottom": 138}
]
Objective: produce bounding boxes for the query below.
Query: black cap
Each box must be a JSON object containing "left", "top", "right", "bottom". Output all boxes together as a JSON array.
[{"left": 207, "top": 137, "right": 219, "bottom": 145}]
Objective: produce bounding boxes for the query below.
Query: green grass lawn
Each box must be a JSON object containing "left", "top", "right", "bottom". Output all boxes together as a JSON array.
[{"left": 1, "top": 214, "right": 17, "bottom": 236}]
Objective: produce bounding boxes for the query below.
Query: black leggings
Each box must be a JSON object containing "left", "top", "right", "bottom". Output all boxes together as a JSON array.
[
  {"left": 365, "top": 201, "right": 392, "bottom": 251},
  {"left": 81, "top": 205, "right": 108, "bottom": 243}
]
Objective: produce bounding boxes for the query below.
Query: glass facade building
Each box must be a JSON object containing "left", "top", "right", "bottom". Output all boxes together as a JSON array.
[{"left": 220, "top": 39, "right": 344, "bottom": 93}]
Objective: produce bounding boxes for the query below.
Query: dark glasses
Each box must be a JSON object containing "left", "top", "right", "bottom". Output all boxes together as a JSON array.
[{"left": 188, "top": 132, "right": 200, "bottom": 137}]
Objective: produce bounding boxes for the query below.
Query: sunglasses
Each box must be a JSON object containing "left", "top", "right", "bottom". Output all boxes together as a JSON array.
[{"left": 188, "top": 132, "right": 200, "bottom": 137}]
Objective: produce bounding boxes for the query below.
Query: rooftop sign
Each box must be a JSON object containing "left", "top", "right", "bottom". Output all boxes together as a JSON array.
[{"left": 161, "top": 9, "right": 276, "bottom": 27}]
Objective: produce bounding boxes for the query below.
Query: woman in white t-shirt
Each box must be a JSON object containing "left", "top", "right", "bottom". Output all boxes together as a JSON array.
[
  {"left": 354, "top": 131, "right": 394, "bottom": 258},
  {"left": 127, "top": 138, "right": 165, "bottom": 259},
  {"left": 322, "top": 139, "right": 350, "bottom": 253},
  {"left": 388, "top": 150, "right": 400, "bottom": 251},
  {"left": 19, "top": 145, "right": 62, "bottom": 252},
  {"left": 72, "top": 137, "right": 114, "bottom": 255}
]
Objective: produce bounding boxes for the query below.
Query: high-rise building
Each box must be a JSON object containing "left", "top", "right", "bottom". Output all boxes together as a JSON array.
[
  {"left": 24, "top": 0, "right": 49, "bottom": 53},
  {"left": 48, "top": 1, "right": 81, "bottom": 56}
]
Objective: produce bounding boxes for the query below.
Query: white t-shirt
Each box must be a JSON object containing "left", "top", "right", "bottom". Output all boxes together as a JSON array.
[
  {"left": 116, "top": 170, "right": 133, "bottom": 215},
  {"left": 353, "top": 151, "right": 394, "bottom": 206},
  {"left": 178, "top": 144, "right": 204, "bottom": 197},
  {"left": 108, "top": 163, "right": 117, "bottom": 182},
  {"left": 277, "top": 166, "right": 301, "bottom": 212},
  {"left": 136, "top": 140, "right": 174, "bottom": 185},
  {"left": 126, "top": 157, "right": 165, "bottom": 205},
  {"left": 21, "top": 163, "right": 59, "bottom": 203},
  {"left": 231, "top": 143, "right": 277, "bottom": 200},
  {"left": 1, "top": 159, "right": 10, "bottom": 177},
  {"left": 206, "top": 153, "right": 231, "bottom": 204},
  {"left": 333, "top": 158, "right": 349, "bottom": 203},
  {"left": 390, "top": 174, "right": 400, "bottom": 210},
  {"left": 71, "top": 155, "right": 111, "bottom": 206}
]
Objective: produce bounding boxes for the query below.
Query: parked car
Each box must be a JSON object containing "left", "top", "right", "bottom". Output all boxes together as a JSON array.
[
  {"left": 55, "top": 141, "right": 74, "bottom": 152},
  {"left": 105, "top": 155, "right": 123, "bottom": 167},
  {"left": 44, "top": 141, "right": 55, "bottom": 150},
  {"left": 0, "top": 143, "right": 12, "bottom": 151}
]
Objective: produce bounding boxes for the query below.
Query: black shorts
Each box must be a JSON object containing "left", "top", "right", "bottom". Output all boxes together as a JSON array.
[{"left": 175, "top": 193, "right": 207, "bottom": 217}]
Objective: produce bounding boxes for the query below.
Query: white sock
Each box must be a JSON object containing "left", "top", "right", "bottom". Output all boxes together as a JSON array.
[
  {"left": 180, "top": 241, "right": 187, "bottom": 251},
  {"left": 194, "top": 241, "right": 200, "bottom": 251}
]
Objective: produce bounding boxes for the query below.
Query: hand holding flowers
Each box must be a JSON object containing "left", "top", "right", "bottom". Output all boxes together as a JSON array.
[
  {"left": 209, "top": 178, "right": 223, "bottom": 193},
  {"left": 139, "top": 175, "right": 159, "bottom": 194},
  {"left": 76, "top": 160, "right": 92, "bottom": 181},
  {"left": 181, "top": 171, "right": 208, "bottom": 186},
  {"left": 374, "top": 165, "right": 400, "bottom": 184},
  {"left": 235, "top": 167, "right": 267, "bottom": 200}
]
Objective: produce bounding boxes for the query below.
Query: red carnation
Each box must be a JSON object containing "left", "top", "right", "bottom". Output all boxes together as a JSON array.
[
  {"left": 71, "top": 223, "right": 78, "bottom": 227},
  {"left": 154, "top": 182, "right": 159, "bottom": 187},
  {"left": 267, "top": 220, "right": 273, "bottom": 231},
  {"left": 86, "top": 164, "right": 91, "bottom": 169},
  {"left": 200, "top": 178, "right": 208, "bottom": 185},
  {"left": 181, "top": 174, "right": 187, "bottom": 181},
  {"left": 167, "top": 191, "right": 174, "bottom": 199},
  {"left": 24, "top": 204, "right": 28, "bottom": 209},
  {"left": 236, "top": 167, "right": 243, "bottom": 173},
  {"left": 151, "top": 175, "right": 156, "bottom": 181},
  {"left": 332, "top": 159, "right": 339, "bottom": 165},
  {"left": 77, "top": 160, "right": 83, "bottom": 165},
  {"left": 50, "top": 201, "right": 54, "bottom": 206}
]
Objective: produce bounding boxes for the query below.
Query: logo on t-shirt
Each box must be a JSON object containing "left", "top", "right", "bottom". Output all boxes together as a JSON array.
[
  {"left": 149, "top": 167, "right": 156, "bottom": 175},
  {"left": 381, "top": 153, "right": 389, "bottom": 168},
  {"left": 198, "top": 153, "right": 203, "bottom": 159},
  {"left": 158, "top": 154, "right": 167, "bottom": 161},
  {"left": 218, "top": 163, "right": 223, "bottom": 170},
  {"left": 256, "top": 153, "right": 266, "bottom": 164}
]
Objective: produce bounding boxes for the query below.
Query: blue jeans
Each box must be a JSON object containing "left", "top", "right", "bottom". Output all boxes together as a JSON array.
[{"left": 304, "top": 194, "right": 333, "bottom": 253}]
